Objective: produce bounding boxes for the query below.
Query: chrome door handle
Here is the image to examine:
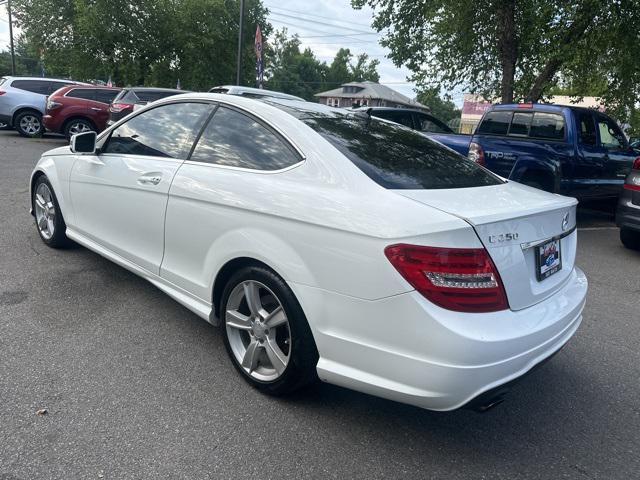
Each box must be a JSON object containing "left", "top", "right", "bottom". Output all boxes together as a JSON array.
[
  {"left": 138, "top": 173, "right": 162, "bottom": 185},
  {"left": 90, "top": 107, "right": 102, "bottom": 111}
]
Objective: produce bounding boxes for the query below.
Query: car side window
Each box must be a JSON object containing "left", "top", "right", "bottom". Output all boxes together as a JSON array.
[
  {"left": 48, "top": 82, "right": 71, "bottom": 94},
  {"left": 102, "top": 102, "right": 213, "bottom": 159},
  {"left": 12, "top": 80, "right": 50, "bottom": 95},
  {"left": 66, "top": 88, "right": 97, "bottom": 101},
  {"left": 477, "top": 111, "right": 512, "bottom": 135},
  {"left": 415, "top": 114, "right": 450, "bottom": 133},
  {"left": 597, "top": 116, "right": 625, "bottom": 149},
  {"left": 189, "top": 106, "right": 301, "bottom": 170},
  {"left": 578, "top": 112, "right": 597, "bottom": 146},
  {"left": 508, "top": 112, "right": 533, "bottom": 136},
  {"left": 374, "top": 111, "right": 414, "bottom": 129},
  {"left": 529, "top": 112, "right": 565, "bottom": 140},
  {"left": 95, "top": 90, "right": 119, "bottom": 104}
]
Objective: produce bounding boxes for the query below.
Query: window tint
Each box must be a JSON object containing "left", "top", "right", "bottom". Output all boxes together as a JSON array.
[
  {"left": 508, "top": 112, "right": 532, "bottom": 136},
  {"left": 135, "top": 90, "right": 179, "bottom": 103},
  {"left": 578, "top": 112, "right": 597, "bottom": 145},
  {"left": 48, "top": 81, "right": 71, "bottom": 94},
  {"left": 301, "top": 114, "right": 502, "bottom": 190},
  {"left": 477, "top": 111, "right": 512, "bottom": 135},
  {"left": 597, "top": 116, "right": 625, "bottom": 149},
  {"left": 95, "top": 89, "right": 120, "bottom": 104},
  {"left": 190, "top": 106, "right": 300, "bottom": 170},
  {"left": 103, "top": 102, "right": 213, "bottom": 158},
  {"left": 67, "top": 88, "right": 96, "bottom": 100},
  {"left": 372, "top": 111, "right": 414, "bottom": 129},
  {"left": 415, "top": 114, "right": 452, "bottom": 133},
  {"left": 529, "top": 112, "right": 565, "bottom": 139},
  {"left": 12, "top": 80, "right": 50, "bottom": 95}
]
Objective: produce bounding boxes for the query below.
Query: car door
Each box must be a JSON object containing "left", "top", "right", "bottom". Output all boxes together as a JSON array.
[
  {"left": 68, "top": 101, "right": 214, "bottom": 274},
  {"left": 595, "top": 113, "right": 637, "bottom": 197},
  {"left": 90, "top": 89, "right": 120, "bottom": 131},
  {"left": 573, "top": 110, "right": 609, "bottom": 198},
  {"left": 160, "top": 105, "right": 303, "bottom": 301}
]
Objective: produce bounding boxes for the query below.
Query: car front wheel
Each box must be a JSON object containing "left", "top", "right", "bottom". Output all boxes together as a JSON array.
[
  {"left": 221, "top": 266, "right": 318, "bottom": 395},
  {"left": 32, "top": 175, "right": 71, "bottom": 248},
  {"left": 15, "top": 111, "right": 43, "bottom": 137}
]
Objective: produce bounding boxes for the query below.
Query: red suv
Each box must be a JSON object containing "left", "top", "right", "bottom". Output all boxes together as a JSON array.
[{"left": 43, "top": 86, "right": 121, "bottom": 139}]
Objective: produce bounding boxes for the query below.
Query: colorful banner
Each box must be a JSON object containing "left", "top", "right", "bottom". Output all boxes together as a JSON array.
[{"left": 255, "top": 25, "right": 263, "bottom": 89}]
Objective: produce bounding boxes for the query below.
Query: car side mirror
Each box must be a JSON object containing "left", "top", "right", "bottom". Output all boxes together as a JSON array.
[{"left": 70, "top": 131, "right": 97, "bottom": 154}]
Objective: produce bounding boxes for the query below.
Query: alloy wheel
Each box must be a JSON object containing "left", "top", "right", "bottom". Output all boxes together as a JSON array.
[
  {"left": 225, "top": 280, "right": 291, "bottom": 382},
  {"left": 68, "top": 121, "right": 93, "bottom": 136},
  {"left": 34, "top": 183, "right": 56, "bottom": 240},
  {"left": 19, "top": 115, "right": 41, "bottom": 135}
]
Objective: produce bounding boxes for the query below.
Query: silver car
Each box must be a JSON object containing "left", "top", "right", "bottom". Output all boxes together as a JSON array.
[{"left": 0, "top": 76, "right": 87, "bottom": 137}]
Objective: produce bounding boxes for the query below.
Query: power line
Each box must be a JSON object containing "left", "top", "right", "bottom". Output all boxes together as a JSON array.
[
  {"left": 266, "top": 5, "right": 375, "bottom": 30},
  {"left": 299, "top": 32, "right": 379, "bottom": 39},
  {"left": 269, "top": 11, "right": 374, "bottom": 34}
]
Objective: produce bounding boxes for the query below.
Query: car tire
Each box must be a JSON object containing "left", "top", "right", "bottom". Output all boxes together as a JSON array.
[
  {"left": 15, "top": 110, "right": 43, "bottom": 138},
  {"left": 64, "top": 118, "right": 96, "bottom": 140},
  {"left": 32, "top": 175, "right": 72, "bottom": 248},
  {"left": 620, "top": 228, "right": 640, "bottom": 250},
  {"left": 220, "top": 265, "right": 319, "bottom": 396}
]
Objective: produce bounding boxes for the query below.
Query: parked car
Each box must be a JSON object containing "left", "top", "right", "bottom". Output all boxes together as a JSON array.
[
  {"left": 43, "top": 85, "right": 122, "bottom": 139},
  {"left": 107, "top": 87, "right": 186, "bottom": 125},
  {"left": 209, "top": 85, "right": 305, "bottom": 102},
  {"left": 353, "top": 106, "right": 472, "bottom": 156},
  {"left": 29, "top": 94, "right": 587, "bottom": 412},
  {"left": 0, "top": 76, "right": 89, "bottom": 137},
  {"left": 466, "top": 104, "right": 637, "bottom": 199},
  {"left": 616, "top": 156, "right": 640, "bottom": 249}
]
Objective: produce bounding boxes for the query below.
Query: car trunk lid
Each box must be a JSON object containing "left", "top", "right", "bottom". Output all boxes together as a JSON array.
[{"left": 395, "top": 182, "right": 578, "bottom": 310}]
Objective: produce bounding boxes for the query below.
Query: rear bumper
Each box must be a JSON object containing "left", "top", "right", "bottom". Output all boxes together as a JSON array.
[
  {"left": 43, "top": 114, "right": 64, "bottom": 133},
  {"left": 616, "top": 191, "right": 640, "bottom": 231},
  {"left": 291, "top": 266, "right": 588, "bottom": 411}
]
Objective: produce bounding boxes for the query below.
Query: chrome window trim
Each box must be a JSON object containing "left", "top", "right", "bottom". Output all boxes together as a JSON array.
[{"left": 520, "top": 226, "right": 577, "bottom": 250}]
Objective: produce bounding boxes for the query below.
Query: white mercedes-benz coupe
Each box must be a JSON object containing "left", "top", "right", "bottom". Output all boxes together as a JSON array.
[{"left": 30, "top": 93, "right": 588, "bottom": 411}]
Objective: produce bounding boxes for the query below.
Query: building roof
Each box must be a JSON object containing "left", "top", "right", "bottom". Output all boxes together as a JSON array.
[{"left": 315, "top": 81, "right": 425, "bottom": 109}]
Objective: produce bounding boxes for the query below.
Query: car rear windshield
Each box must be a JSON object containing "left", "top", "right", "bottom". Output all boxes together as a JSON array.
[
  {"left": 297, "top": 112, "right": 502, "bottom": 189},
  {"left": 478, "top": 110, "right": 566, "bottom": 140}
]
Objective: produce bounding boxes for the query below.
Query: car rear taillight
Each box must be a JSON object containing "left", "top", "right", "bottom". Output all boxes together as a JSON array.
[
  {"left": 0, "top": 90, "right": 5, "bottom": 96},
  {"left": 633, "top": 157, "right": 640, "bottom": 170},
  {"left": 384, "top": 244, "right": 509, "bottom": 313},
  {"left": 109, "top": 103, "right": 133, "bottom": 113},
  {"left": 468, "top": 142, "right": 486, "bottom": 167}
]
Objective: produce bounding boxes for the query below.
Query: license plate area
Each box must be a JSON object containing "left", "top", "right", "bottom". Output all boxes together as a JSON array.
[{"left": 536, "top": 238, "right": 562, "bottom": 281}]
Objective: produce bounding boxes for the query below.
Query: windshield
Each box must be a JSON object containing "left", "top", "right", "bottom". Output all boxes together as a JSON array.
[{"left": 299, "top": 112, "right": 502, "bottom": 189}]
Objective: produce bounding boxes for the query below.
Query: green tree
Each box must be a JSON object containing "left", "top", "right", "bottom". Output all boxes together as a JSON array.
[
  {"left": 352, "top": 0, "right": 640, "bottom": 111},
  {"left": 416, "top": 87, "right": 461, "bottom": 125},
  {"left": 326, "top": 47, "right": 379, "bottom": 86},
  {"left": 265, "top": 29, "right": 327, "bottom": 100},
  {"left": 10, "top": 0, "right": 269, "bottom": 90}
]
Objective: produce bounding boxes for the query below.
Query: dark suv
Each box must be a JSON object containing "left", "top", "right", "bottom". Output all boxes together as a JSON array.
[{"left": 108, "top": 87, "right": 186, "bottom": 125}]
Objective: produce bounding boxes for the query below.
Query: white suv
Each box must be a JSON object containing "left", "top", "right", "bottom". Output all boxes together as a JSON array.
[{"left": 0, "top": 77, "right": 87, "bottom": 137}]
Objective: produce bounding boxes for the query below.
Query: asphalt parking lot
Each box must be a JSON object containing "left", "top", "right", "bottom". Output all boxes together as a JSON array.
[{"left": 1, "top": 130, "right": 639, "bottom": 480}]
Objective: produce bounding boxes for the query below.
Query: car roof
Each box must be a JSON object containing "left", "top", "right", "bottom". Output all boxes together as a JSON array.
[
  {"left": 3, "top": 76, "right": 88, "bottom": 84},
  {"left": 490, "top": 103, "right": 602, "bottom": 115},
  {"left": 125, "top": 87, "right": 187, "bottom": 93},
  {"left": 352, "top": 106, "right": 430, "bottom": 115},
  {"left": 208, "top": 85, "right": 305, "bottom": 102}
]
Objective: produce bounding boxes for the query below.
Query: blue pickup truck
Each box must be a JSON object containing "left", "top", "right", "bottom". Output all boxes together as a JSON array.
[
  {"left": 366, "top": 104, "right": 637, "bottom": 200},
  {"left": 465, "top": 104, "right": 638, "bottom": 199}
]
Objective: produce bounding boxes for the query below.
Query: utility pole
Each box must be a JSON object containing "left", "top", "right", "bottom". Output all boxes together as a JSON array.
[
  {"left": 1, "top": 0, "right": 16, "bottom": 75},
  {"left": 235, "top": 0, "right": 245, "bottom": 85}
]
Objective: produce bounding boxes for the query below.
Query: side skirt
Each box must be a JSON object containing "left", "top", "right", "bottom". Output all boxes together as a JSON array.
[{"left": 66, "top": 228, "right": 215, "bottom": 324}]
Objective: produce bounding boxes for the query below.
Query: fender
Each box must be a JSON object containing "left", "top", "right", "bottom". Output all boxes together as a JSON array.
[
  {"left": 509, "top": 157, "right": 561, "bottom": 192},
  {"left": 29, "top": 154, "right": 77, "bottom": 225}
]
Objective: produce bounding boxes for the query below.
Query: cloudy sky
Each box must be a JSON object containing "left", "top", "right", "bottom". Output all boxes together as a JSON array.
[
  {"left": 1, "top": 1, "right": 461, "bottom": 104},
  {"left": 262, "top": 0, "right": 419, "bottom": 99}
]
